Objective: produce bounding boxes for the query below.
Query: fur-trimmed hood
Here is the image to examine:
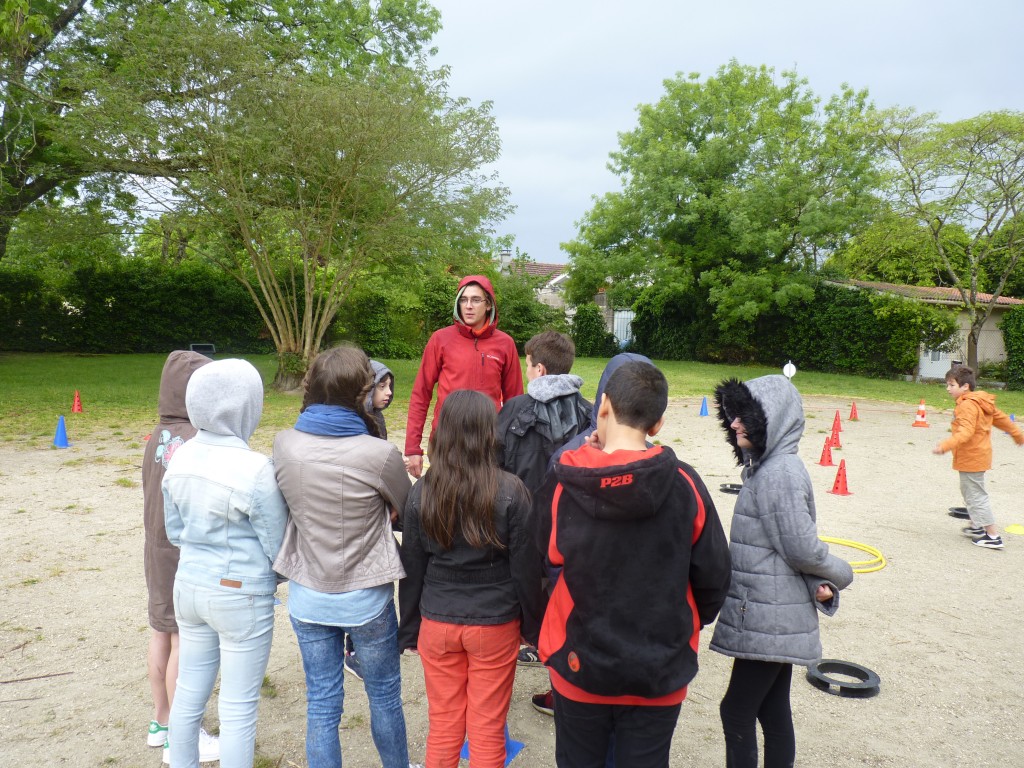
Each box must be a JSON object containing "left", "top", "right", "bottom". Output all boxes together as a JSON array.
[{"left": 715, "top": 375, "right": 804, "bottom": 470}]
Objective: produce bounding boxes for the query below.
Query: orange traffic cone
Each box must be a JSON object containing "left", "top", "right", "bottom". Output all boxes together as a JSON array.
[
  {"left": 911, "top": 399, "right": 929, "bottom": 428},
  {"left": 828, "top": 459, "right": 852, "bottom": 496},
  {"left": 832, "top": 410, "right": 842, "bottom": 433},
  {"left": 829, "top": 423, "right": 842, "bottom": 449},
  {"left": 72, "top": 390, "right": 83, "bottom": 413},
  {"left": 818, "top": 437, "right": 834, "bottom": 466},
  {"left": 849, "top": 401, "right": 859, "bottom": 421}
]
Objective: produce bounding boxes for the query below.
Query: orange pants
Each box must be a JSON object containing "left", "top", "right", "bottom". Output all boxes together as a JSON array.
[{"left": 418, "top": 617, "right": 520, "bottom": 768}]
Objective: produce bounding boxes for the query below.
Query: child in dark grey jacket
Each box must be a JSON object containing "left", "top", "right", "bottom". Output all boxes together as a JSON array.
[{"left": 712, "top": 375, "right": 854, "bottom": 768}]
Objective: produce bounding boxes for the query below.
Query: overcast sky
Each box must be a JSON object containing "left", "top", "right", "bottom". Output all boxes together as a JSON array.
[{"left": 427, "top": 0, "right": 1024, "bottom": 264}]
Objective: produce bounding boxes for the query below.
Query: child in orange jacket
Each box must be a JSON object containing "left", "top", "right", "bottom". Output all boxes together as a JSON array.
[{"left": 933, "top": 365, "right": 1024, "bottom": 549}]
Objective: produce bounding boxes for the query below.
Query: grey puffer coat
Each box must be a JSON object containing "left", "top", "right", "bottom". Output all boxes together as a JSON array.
[{"left": 710, "top": 375, "right": 853, "bottom": 666}]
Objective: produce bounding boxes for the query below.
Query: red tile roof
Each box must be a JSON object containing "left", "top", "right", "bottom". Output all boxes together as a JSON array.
[
  {"left": 840, "top": 280, "right": 1024, "bottom": 306},
  {"left": 513, "top": 262, "right": 566, "bottom": 279}
]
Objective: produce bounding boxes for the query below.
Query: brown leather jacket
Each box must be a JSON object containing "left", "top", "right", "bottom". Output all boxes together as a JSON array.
[{"left": 272, "top": 429, "right": 411, "bottom": 593}]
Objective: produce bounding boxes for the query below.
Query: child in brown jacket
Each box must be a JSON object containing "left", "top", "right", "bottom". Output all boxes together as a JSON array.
[{"left": 933, "top": 365, "right": 1024, "bottom": 549}]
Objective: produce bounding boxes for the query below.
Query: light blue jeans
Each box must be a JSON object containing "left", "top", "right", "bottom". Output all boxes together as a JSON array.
[
  {"left": 290, "top": 600, "right": 410, "bottom": 768},
  {"left": 170, "top": 581, "right": 276, "bottom": 768}
]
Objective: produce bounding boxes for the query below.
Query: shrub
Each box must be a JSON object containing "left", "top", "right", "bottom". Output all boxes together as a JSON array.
[
  {"left": 1001, "top": 305, "right": 1024, "bottom": 390},
  {"left": 571, "top": 303, "right": 617, "bottom": 357}
]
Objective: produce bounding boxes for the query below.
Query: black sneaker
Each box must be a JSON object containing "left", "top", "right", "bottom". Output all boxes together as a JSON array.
[
  {"left": 531, "top": 690, "right": 554, "bottom": 716},
  {"left": 344, "top": 652, "right": 364, "bottom": 680},
  {"left": 517, "top": 645, "right": 542, "bottom": 667},
  {"left": 961, "top": 526, "right": 985, "bottom": 537},
  {"left": 973, "top": 534, "right": 1004, "bottom": 550}
]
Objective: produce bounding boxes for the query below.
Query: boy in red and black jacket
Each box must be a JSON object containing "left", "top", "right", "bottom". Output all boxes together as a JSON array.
[{"left": 534, "top": 360, "right": 731, "bottom": 768}]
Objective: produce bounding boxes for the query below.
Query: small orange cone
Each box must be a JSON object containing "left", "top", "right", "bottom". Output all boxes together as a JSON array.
[
  {"left": 829, "top": 423, "right": 842, "bottom": 449},
  {"left": 817, "top": 437, "right": 834, "bottom": 466},
  {"left": 72, "top": 390, "right": 83, "bottom": 413},
  {"left": 828, "top": 459, "right": 852, "bottom": 496},
  {"left": 832, "top": 410, "right": 842, "bottom": 433},
  {"left": 849, "top": 401, "right": 859, "bottom": 421},
  {"left": 911, "top": 399, "right": 929, "bottom": 428}
]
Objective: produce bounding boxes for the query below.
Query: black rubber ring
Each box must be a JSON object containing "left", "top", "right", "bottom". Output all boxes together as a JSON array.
[
  {"left": 806, "top": 659, "right": 880, "bottom": 698},
  {"left": 720, "top": 483, "right": 743, "bottom": 495}
]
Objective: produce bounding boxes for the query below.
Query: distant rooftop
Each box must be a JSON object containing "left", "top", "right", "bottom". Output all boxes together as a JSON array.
[
  {"left": 510, "top": 261, "right": 566, "bottom": 279},
  {"left": 839, "top": 280, "right": 1024, "bottom": 307}
]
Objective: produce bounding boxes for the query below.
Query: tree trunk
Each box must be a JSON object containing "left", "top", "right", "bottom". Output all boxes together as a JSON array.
[
  {"left": 0, "top": 216, "right": 13, "bottom": 261},
  {"left": 967, "top": 327, "right": 980, "bottom": 371},
  {"left": 271, "top": 351, "right": 309, "bottom": 392}
]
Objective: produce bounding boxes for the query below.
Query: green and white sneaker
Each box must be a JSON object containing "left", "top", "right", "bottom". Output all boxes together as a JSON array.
[{"left": 147, "top": 720, "right": 169, "bottom": 748}]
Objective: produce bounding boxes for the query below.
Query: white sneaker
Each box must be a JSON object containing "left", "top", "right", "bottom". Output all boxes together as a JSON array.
[
  {"left": 199, "top": 729, "right": 220, "bottom": 762},
  {"left": 162, "top": 728, "right": 220, "bottom": 764}
]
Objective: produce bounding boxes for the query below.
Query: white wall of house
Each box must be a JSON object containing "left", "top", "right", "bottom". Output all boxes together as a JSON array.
[{"left": 919, "top": 306, "right": 1013, "bottom": 378}]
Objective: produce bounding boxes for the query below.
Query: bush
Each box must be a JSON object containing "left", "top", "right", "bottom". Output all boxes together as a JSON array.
[
  {"left": 0, "top": 259, "right": 270, "bottom": 353},
  {"left": 1001, "top": 305, "right": 1024, "bottom": 390},
  {"left": 571, "top": 303, "right": 617, "bottom": 357}
]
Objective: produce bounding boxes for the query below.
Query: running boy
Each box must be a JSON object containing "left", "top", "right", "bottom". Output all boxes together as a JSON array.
[
  {"left": 933, "top": 365, "right": 1023, "bottom": 549},
  {"left": 534, "top": 360, "right": 731, "bottom": 768}
]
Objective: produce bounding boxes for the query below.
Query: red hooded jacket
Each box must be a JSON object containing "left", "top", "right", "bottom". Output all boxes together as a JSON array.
[{"left": 405, "top": 275, "right": 523, "bottom": 457}]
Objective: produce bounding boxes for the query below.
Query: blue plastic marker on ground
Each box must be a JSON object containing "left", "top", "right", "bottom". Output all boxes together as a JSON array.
[
  {"left": 460, "top": 724, "right": 525, "bottom": 765},
  {"left": 53, "top": 415, "right": 70, "bottom": 448},
  {"left": 699, "top": 396, "right": 709, "bottom": 417}
]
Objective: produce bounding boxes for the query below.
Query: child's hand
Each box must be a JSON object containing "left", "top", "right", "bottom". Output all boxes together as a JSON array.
[
  {"left": 584, "top": 432, "right": 603, "bottom": 451},
  {"left": 932, "top": 444, "right": 944, "bottom": 455},
  {"left": 815, "top": 584, "right": 834, "bottom": 603}
]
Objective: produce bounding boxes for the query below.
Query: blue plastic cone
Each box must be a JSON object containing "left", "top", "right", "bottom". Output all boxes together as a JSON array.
[
  {"left": 53, "top": 415, "right": 70, "bottom": 448},
  {"left": 460, "top": 723, "right": 525, "bottom": 765},
  {"left": 699, "top": 396, "right": 709, "bottom": 417},
  {"left": 1012, "top": 414, "right": 1016, "bottom": 422}
]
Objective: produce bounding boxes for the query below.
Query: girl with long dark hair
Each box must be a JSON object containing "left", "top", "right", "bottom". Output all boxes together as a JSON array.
[{"left": 399, "top": 389, "right": 544, "bottom": 768}]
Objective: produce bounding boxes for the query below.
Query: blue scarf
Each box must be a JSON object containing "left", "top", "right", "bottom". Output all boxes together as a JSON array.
[{"left": 294, "top": 404, "right": 369, "bottom": 437}]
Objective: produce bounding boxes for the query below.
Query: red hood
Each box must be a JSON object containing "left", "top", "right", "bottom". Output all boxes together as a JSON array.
[{"left": 453, "top": 274, "right": 498, "bottom": 338}]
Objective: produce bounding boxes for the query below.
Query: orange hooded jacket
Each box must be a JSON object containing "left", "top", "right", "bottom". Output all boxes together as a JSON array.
[{"left": 937, "top": 390, "right": 1024, "bottom": 472}]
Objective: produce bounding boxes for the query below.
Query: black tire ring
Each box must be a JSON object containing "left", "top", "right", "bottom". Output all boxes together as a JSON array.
[
  {"left": 720, "top": 483, "right": 743, "bottom": 495},
  {"left": 806, "top": 659, "right": 880, "bottom": 698},
  {"left": 948, "top": 506, "right": 970, "bottom": 519}
]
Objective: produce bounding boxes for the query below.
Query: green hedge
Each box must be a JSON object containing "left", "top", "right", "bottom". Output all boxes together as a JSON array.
[
  {"left": 630, "top": 280, "right": 957, "bottom": 377},
  {"left": 1001, "top": 305, "right": 1024, "bottom": 390},
  {"left": 0, "top": 260, "right": 270, "bottom": 353}
]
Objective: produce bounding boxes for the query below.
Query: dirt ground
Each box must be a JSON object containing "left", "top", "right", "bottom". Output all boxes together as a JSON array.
[{"left": 2, "top": 392, "right": 1023, "bottom": 768}]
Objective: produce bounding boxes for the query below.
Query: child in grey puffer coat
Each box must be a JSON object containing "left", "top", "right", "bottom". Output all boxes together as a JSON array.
[{"left": 712, "top": 375, "right": 853, "bottom": 768}]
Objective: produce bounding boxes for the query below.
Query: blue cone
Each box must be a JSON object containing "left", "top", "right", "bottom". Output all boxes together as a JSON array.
[
  {"left": 699, "top": 396, "right": 709, "bottom": 417},
  {"left": 53, "top": 415, "right": 70, "bottom": 448},
  {"left": 461, "top": 723, "right": 525, "bottom": 765}
]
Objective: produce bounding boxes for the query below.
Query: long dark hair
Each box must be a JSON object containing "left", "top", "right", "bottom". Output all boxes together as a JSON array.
[
  {"left": 301, "top": 345, "right": 380, "bottom": 436},
  {"left": 421, "top": 389, "right": 503, "bottom": 550}
]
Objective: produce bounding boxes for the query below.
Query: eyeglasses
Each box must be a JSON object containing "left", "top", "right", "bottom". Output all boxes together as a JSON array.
[{"left": 458, "top": 296, "right": 488, "bottom": 306}]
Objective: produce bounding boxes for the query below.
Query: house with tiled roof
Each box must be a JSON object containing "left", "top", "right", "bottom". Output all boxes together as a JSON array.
[
  {"left": 835, "top": 280, "right": 1024, "bottom": 378},
  {"left": 498, "top": 253, "right": 569, "bottom": 309}
]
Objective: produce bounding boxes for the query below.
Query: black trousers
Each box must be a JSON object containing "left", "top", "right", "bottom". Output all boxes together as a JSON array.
[
  {"left": 720, "top": 659, "right": 796, "bottom": 768},
  {"left": 552, "top": 689, "right": 681, "bottom": 768}
]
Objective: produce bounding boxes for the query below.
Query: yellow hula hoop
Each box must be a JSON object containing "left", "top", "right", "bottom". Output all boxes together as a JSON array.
[{"left": 820, "top": 536, "right": 887, "bottom": 574}]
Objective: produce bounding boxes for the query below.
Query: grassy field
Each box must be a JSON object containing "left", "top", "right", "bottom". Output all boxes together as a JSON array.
[{"left": 2, "top": 351, "right": 1023, "bottom": 448}]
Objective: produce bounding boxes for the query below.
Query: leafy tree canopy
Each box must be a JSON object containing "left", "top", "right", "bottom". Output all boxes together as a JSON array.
[
  {"left": 564, "top": 60, "right": 881, "bottom": 349},
  {"left": 873, "top": 108, "right": 1024, "bottom": 367}
]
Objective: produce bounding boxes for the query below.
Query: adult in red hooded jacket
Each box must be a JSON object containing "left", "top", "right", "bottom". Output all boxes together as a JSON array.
[{"left": 405, "top": 275, "right": 523, "bottom": 478}]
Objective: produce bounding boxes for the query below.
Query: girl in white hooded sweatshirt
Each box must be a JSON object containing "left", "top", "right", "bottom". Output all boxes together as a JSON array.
[{"left": 163, "top": 358, "right": 287, "bottom": 768}]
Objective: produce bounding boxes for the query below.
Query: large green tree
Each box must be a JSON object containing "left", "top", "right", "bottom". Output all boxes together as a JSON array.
[
  {"left": 875, "top": 109, "right": 1024, "bottom": 369},
  {"left": 0, "top": 0, "right": 440, "bottom": 261},
  {"left": 564, "top": 61, "right": 881, "bottom": 352},
  {"left": 156, "top": 54, "right": 507, "bottom": 388}
]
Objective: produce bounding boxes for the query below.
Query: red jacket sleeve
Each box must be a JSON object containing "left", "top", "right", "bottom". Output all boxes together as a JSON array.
[
  {"left": 500, "top": 337, "right": 524, "bottom": 405},
  {"left": 405, "top": 333, "right": 442, "bottom": 456}
]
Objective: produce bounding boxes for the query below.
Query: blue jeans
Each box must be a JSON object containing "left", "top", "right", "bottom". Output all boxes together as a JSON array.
[
  {"left": 171, "top": 582, "right": 276, "bottom": 768},
  {"left": 290, "top": 600, "right": 410, "bottom": 768}
]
